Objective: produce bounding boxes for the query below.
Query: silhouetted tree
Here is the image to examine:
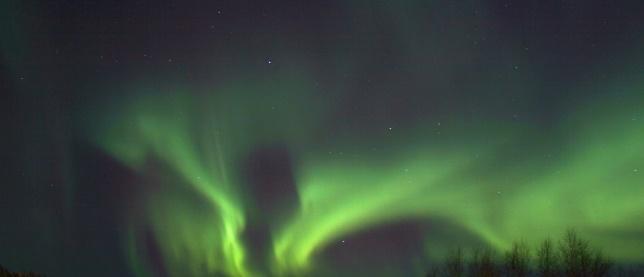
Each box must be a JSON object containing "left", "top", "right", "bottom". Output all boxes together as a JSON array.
[
  {"left": 445, "top": 247, "right": 465, "bottom": 277},
  {"left": 0, "top": 265, "right": 9, "bottom": 277},
  {"left": 559, "top": 229, "right": 593, "bottom": 277},
  {"left": 589, "top": 250, "right": 611, "bottom": 277},
  {"left": 537, "top": 238, "right": 559, "bottom": 277},
  {"left": 470, "top": 248, "right": 497, "bottom": 277},
  {"left": 504, "top": 241, "right": 530, "bottom": 277},
  {"left": 0, "top": 265, "right": 43, "bottom": 277}
]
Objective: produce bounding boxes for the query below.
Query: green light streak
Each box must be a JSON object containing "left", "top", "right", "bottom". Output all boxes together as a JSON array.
[{"left": 94, "top": 91, "right": 251, "bottom": 276}]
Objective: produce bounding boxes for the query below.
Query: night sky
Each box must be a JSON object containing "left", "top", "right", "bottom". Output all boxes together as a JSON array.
[{"left": 2, "top": 1, "right": 644, "bottom": 276}]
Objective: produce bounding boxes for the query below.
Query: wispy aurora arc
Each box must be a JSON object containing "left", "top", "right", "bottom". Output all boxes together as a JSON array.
[
  {"left": 92, "top": 77, "right": 644, "bottom": 276},
  {"left": 274, "top": 92, "right": 644, "bottom": 274}
]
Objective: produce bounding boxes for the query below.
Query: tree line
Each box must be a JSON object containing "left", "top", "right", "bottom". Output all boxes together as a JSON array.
[
  {"left": 0, "top": 265, "right": 42, "bottom": 277},
  {"left": 426, "top": 229, "right": 624, "bottom": 277}
]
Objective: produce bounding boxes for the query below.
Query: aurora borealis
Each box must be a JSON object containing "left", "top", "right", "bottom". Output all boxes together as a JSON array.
[{"left": 2, "top": 1, "right": 644, "bottom": 276}]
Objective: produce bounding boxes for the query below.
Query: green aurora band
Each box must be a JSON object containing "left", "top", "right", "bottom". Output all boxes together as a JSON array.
[
  {"left": 3, "top": 0, "right": 644, "bottom": 276},
  {"left": 90, "top": 72, "right": 644, "bottom": 276}
]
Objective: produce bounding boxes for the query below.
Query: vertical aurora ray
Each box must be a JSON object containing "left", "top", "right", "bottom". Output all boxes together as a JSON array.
[{"left": 94, "top": 92, "right": 251, "bottom": 276}]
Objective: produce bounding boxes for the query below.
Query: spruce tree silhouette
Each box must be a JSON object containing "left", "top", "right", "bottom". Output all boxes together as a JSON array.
[
  {"left": 469, "top": 248, "right": 497, "bottom": 277},
  {"left": 504, "top": 241, "right": 530, "bottom": 277},
  {"left": 537, "top": 238, "right": 559, "bottom": 277},
  {"left": 444, "top": 247, "right": 464, "bottom": 277}
]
